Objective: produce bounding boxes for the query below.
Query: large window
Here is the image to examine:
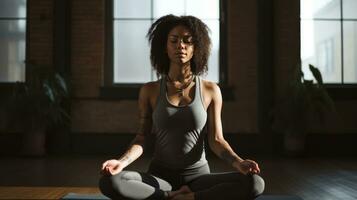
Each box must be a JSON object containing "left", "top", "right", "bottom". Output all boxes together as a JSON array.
[
  {"left": 111, "top": 0, "right": 220, "bottom": 84},
  {"left": 0, "top": 0, "right": 27, "bottom": 83},
  {"left": 301, "top": 0, "right": 357, "bottom": 83}
]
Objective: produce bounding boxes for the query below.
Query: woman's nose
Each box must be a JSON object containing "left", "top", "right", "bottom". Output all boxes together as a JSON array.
[{"left": 177, "top": 40, "right": 185, "bottom": 49}]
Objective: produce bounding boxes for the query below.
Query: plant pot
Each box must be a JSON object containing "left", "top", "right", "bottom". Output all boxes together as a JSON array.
[
  {"left": 22, "top": 126, "right": 46, "bottom": 156},
  {"left": 283, "top": 131, "right": 306, "bottom": 156}
]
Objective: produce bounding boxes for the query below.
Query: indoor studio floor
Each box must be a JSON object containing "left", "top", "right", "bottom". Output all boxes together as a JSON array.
[{"left": 0, "top": 155, "right": 356, "bottom": 200}]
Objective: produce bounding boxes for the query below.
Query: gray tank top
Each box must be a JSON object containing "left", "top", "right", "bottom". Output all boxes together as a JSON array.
[{"left": 152, "top": 76, "right": 208, "bottom": 170}]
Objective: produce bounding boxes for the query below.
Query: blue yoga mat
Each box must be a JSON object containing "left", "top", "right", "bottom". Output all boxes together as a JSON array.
[
  {"left": 61, "top": 193, "right": 109, "bottom": 200},
  {"left": 61, "top": 193, "right": 302, "bottom": 200},
  {"left": 256, "top": 195, "right": 303, "bottom": 200}
]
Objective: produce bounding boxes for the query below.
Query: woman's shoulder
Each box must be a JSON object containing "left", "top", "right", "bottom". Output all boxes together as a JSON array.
[
  {"left": 200, "top": 78, "right": 221, "bottom": 93},
  {"left": 139, "top": 80, "right": 161, "bottom": 98},
  {"left": 200, "top": 78, "right": 222, "bottom": 103},
  {"left": 142, "top": 80, "right": 160, "bottom": 90}
]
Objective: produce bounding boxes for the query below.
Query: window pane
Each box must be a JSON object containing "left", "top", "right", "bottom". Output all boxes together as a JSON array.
[
  {"left": 343, "top": 21, "right": 357, "bottom": 83},
  {"left": 343, "top": 0, "right": 357, "bottom": 19},
  {"left": 301, "top": 20, "right": 341, "bottom": 83},
  {"left": 153, "top": 0, "right": 185, "bottom": 18},
  {"left": 300, "top": 0, "right": 340, "bottom": 19},
  {"left": 114, "top": 20, "right": 151, "bottom": 83},
  {"left": 114, "top": 0, "right": 151, "bottom": 18},
  {"left": 112, "top": 0, "right": 220, "bottom": 83},
  {"left": 0, "top": 0, "right": 26, "bottom": 18},
  {"left": 202, "top": 20, "right": 219, "bottom": 83},
  {"left": 186, "top": 0, "right": 219, "bottom": 19},
  {"left": 0, "top": 20, "right": 26, "bottom": 82}
]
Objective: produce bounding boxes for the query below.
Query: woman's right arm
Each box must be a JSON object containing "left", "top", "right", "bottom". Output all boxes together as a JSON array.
[{"left": 101, "top": 84, "right": 153, "bottom": 175}]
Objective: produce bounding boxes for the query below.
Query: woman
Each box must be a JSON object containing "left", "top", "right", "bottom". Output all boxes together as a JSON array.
[{"left": 99, "top": 14, "right": 264, "bottom": 200}]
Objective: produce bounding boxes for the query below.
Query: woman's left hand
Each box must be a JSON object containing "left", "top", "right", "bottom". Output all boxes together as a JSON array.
[{"left": 233, "top": 159, "right": 261, "bottom": 175}]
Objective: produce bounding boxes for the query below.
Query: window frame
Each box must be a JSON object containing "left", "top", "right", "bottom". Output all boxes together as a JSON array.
[
  {"left": 300, "top": 0, "right": 357, "bottom": 100},
  {"left": 101, "top": 0, "right": 233, "bottom": 100},
  {"left": 0, "top": 0, "right": 28, "bottom": 97}
]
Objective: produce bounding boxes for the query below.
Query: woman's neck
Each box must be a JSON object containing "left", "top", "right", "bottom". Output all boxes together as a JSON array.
[{"left": 168, "top": 62, "right": 192, "bottom": 82}]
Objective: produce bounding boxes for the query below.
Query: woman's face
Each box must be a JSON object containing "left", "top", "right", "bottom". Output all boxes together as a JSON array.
[{"left": 166, "top": 25, "right": 194, "bottom": 65}]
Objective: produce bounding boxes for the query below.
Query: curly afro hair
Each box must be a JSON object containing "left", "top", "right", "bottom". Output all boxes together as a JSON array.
[{"left": 147, "top": 14, "right": 211, "bottom": 77}]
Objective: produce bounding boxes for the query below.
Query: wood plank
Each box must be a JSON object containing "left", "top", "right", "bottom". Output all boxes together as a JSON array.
[{"left": 0, "top": 187, "right": 100, "bottom": 200}]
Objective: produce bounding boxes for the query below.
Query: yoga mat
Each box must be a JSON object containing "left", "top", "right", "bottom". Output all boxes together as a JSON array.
[
  {"left": 61, "top": 193, "right": 109, "bottom": 200},
  {"left": 61, "top": 193, "right": 302, "bottom": 200},
  {"left": 256, "top": 195, "right": 303, "bottom": 200}
]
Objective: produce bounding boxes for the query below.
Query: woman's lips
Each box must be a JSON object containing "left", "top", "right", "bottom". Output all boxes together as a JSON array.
[{"left": 176, "top": 52, "right": 186, "bottom": 57}]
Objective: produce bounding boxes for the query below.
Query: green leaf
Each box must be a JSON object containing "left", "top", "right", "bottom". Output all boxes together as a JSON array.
[
  {"left": 43, "top": 81, "right": 55, "bottom": 102},
  {"left": 309, "top": 64, "right": 323, "bottom": 85},
  {"left": 54, "top": 73, "right": 68, "bottom": 95}
]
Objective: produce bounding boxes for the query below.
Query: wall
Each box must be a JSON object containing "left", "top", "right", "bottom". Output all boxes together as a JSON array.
[{"left": 27, "top": 0, "right": 53, "bottom": 67}]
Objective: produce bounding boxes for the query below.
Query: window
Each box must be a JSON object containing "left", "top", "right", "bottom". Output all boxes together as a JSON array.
[
  {"left": 108, "top": 0, "right": 221, "bottom": 84},
  {"left": 301, "top": 0, "right": 357, "bottom": 84},
  {"left": 0, "top": 0, "right": 27, "bottom": 83}
]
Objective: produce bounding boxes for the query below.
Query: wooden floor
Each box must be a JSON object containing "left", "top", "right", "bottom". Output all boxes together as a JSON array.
[
  {"left": 0, "top": 187, "right": 99, "bottom": 199},
  {"left": 0, "top": 155, "right": 356, "bottom": 200}
]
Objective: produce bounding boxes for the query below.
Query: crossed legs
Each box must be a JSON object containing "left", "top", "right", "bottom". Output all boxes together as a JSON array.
[{"left": 99, "top": 170, "right": 264, "bottom": 200}]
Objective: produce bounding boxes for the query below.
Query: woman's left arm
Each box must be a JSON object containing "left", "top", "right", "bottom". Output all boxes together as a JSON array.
[{"left": 206, "top": 83, "right": 260, "bottom": 175}]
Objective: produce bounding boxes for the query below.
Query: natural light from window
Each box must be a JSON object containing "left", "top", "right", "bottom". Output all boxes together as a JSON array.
[
  {"left": 0, "top": 0, "right": 26, "bottom": 82},
  {"left": 300, "top": 0, "right": 357, "bottom": 83},
  {"left": 113, "top": 0, "right": 220, "bottom": 83}
]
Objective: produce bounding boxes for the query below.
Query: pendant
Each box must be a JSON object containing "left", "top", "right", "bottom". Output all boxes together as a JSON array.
[{"left": 177, "top": 89, "right": 184, "bottom": 97}]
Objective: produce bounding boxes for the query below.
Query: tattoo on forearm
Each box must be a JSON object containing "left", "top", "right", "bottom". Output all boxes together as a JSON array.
[
  {"left": 220, "top": 150, "right": 236, "bottom": 164},
  {"left": 119, "top": 155, "right": 132, "bottom": 164}
]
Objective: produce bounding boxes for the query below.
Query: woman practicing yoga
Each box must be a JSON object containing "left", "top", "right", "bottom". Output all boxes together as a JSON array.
[{"left": 99, "top": 14, "right": 264, "bottom": 200}]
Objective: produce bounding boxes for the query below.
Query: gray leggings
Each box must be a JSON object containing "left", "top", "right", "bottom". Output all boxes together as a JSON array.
[{"left": 99, "top": 163, "right": 265, "bottom": 200}]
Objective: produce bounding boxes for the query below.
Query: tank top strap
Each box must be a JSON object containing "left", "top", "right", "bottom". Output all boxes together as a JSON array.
[
  {"left": 195, "top": 76, "right": 205, "bottom": 107},
  {"left": 159, "top": 76, "right": 166, "bottom": 99},
  {"left": 193, "top": 75, "right": 199, "bottom": 103}
]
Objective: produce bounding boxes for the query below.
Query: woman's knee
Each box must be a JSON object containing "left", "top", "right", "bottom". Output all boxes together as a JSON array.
[
  {"left": 99, "top": 175, "right": 115, "bottom": 196},
  {"left": 99, "top": 173, "right": 126, "bottom": 198},
  {"left": 250, "top": 174, "right": 265, "bottom": 197}
]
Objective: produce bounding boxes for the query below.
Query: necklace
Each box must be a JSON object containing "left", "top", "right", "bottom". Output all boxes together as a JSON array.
[{"left": 166, "top": 74, "right": 194, "bottom": 97}]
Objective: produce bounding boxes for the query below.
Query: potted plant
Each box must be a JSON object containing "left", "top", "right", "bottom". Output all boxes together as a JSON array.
[
  {"left": 8, "top": 62, "right": 70, "bottom": 156},
  {"left": 272, "top": 64, "right": 335, "bottom": 156}
]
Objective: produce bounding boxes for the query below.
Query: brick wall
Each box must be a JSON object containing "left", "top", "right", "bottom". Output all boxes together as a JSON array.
[
  {"left": 69, "top": 0, "right": 139, "bottom": 134},
  {"left": 71, "top": 0, "right": 104, "bottom": 98},
  {"left": 274, "top": 0, "right": 300, "bottom": 101},
  {"left": 27, "top": 0, "right": 53, "bottom": 66},
  {"left": 224, "top": 0, "right": 258, "bottom": 133}
]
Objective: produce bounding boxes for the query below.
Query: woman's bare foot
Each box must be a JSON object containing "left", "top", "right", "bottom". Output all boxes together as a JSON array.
[
  {"left": 167, "top": 185, "right": 192, "bottom": 199},
  {"left": 171, "top": 192, "right": 195, "bottom": 200}
]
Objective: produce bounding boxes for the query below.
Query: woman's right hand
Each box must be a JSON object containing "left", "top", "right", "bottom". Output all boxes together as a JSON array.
[{"left": 100, "top": 159, "right": 125, "bottom": 176}]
